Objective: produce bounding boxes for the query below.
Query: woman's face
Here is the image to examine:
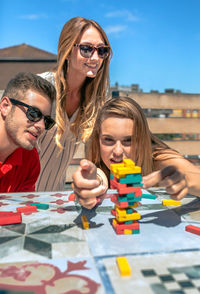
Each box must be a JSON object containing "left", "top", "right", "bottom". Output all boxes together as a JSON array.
[
  {"left": 99, "top": 116, "right": 134, "bottom": 170},
  {"left": 69, "top": 26, "right": 105, "bottom": 79}
]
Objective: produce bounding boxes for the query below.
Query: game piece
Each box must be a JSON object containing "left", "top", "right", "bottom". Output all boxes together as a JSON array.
[
  {"left": 162, "top": 200, "right": 181, "bottom": 206},
  {"left": 0, "top": 212, "right": 21, "bottom": 225},
  {"left": 116, "top": 256, "right": 131, "bottom": 276},
  {"left": 17, "top": 205, "right": 37, "bottom": 213},
  {"left": 81, "top": 215, "right": 89, "bottom": 229},
  {"left": 142, "top": 194, "right": 156, "bottom": 200},
  {"left": 185, "top": 224, "right": 200, "bottom": 236},
  {"left": 110, "top": 159, "right": 155, "bottom": 235},
  {"left": 30, "top": 203, "right": 49, "bottom": 210},
  {"left": 68, "top": 193, "right": 76, "bottom": 201}
]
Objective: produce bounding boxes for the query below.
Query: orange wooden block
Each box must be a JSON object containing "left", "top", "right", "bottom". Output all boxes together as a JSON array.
[{"left": 17, "top": 205, "right": 37, "bottom": 213}]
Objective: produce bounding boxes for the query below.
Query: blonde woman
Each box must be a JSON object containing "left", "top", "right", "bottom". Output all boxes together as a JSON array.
[
  {"left": 36, "top": 16, "right": 112, "bottom": 191},
  {"left": 73, "top": 96, "right": 200, "bottom": 208}
]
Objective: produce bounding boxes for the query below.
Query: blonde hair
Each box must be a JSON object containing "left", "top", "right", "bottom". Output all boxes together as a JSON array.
[
  {"left": 87, "top": 96, "right": 171, "bottom": 179},
  {"left": 54, "top": 17, "right": 112, "bottom": 149}
]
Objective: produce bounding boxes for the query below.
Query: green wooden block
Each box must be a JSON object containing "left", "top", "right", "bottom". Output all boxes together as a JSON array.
[
  {"left": 30, "top": 203, "right": 49, "bottom": 210},
  {"left": 110, "top": 173, "right": 114, "bottom": 180},
  {"left": 119, "top": 174, "right": 142, "bottom": 184},
  {"left": 125, "top": 220, "right": 133, "bottom": 224},
  {"left": 142, "top": 194, "right": 156, "bottom": 200},
  {"left": 132, "top": 229, "right": 140, "bottom": 234},
  {"left": 126, "top": 208, "right": 133, "bottom": 214}
]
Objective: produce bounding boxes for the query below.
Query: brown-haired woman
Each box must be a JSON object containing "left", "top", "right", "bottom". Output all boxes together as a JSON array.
[
  {"left": 73, "top": 96, "right": 200, "bottom": 209},
  {"left": 36, "top": 16, "right": 112, "bottom": 191}
]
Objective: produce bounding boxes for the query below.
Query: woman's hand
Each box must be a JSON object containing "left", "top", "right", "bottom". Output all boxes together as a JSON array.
[
  {"left": 72, "top": 159, "right": 107, "bottom": 209},
  {"left": 142, "top": 165, "right": 188, "bottom": 200}
]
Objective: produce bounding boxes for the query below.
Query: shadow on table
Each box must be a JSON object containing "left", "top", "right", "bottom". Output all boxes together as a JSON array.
[
  {"left": 140, "top": 198, "right": 200, "bottom": 228},
  {"left": 73, "top": 206, "right": 104, "bottom": 229}
]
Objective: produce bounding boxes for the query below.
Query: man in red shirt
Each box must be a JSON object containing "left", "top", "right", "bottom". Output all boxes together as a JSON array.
[{"left": 0, "top": 72, "right": 56, "bottom": 192}]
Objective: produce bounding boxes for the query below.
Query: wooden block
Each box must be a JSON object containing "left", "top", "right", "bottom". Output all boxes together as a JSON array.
[
  {"left": 30, "top": 203, "right": 49, "bottom": 210},
  {"left": 0, "top": 212, "right": 21, "bottom": 225},
  {"left": 162, "top": 200, "right": 181, "bottom": 206},
  {"left": 81, "top": 215, "right": 89, "bottom": 229},
  {"left": 185, "top": 225, "right": 200, "bottom": 236},
  {"left": 17, "top": 205, "right": 37, "bottom": 213},
  {"left": 116, "top": 257, "right": 131, "bottom": 276},
  {"left": 142, "top": 194, "right": 156, "bottom": 200}
]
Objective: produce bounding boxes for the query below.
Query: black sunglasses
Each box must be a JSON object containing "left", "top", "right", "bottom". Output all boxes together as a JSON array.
[
  {"left": 74, "top": 44, "right": 110, "bottom": 59},
  {"left": 9, "top": 98, "right": 55, "bottom": 130}
]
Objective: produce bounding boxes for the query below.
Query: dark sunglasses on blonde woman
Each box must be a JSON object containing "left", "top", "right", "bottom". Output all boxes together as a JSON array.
[{"left": 74, "top": 44, "right": 110, "bottom": 59}]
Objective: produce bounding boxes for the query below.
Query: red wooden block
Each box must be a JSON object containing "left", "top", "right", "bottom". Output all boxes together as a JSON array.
[
  {"left": 68, "top": 193, "right": 76, "bottom": 201},
  {"left": 0, "top": 212, "right": 15, "bottom": 216},
  {"left": 185, "top": 225, "right": 200, "bottom": 236},
  {"left": 17, "top": 205, "right": 37, "bottom": 213},
  {"left": 111, "top": 195, "right": 129, "bottom": 208},
  {"left": 111, "top": 178, "right": 127, "bottom": 189},
  {"left": 111, "top": 209, "right": 116, "bottom": 216},
  {"left": 0, "top": 212, "right": 21, "bottom": 225},
  {"left": 117, "top": 186, "right": 142, "bottom": 195},
  {"left": 113, "top": 219, "right": 139, "bottom": 230}
]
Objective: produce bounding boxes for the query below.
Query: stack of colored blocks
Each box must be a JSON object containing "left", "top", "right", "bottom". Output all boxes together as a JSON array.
[{"left": 110, "top": 159, "right": 143, "bottom": 235}]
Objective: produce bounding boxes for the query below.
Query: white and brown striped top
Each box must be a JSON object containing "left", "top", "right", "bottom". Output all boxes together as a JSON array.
[{"left": 36, "top": 72, "right": 79, "bottom": 191}]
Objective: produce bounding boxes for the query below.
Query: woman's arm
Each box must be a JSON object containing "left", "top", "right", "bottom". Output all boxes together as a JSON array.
[{"left": 143, "top": 150, "right": 200, "bottom": 198}]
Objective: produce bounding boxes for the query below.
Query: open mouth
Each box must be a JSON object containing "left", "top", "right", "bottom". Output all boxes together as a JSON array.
[{"left": 110, "top": 159, "right": 123, "bottom": 164}]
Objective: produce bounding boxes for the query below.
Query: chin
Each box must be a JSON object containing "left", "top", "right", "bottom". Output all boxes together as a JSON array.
[{"left": 86, "top": 71, "right": 97, "bottom": 78}]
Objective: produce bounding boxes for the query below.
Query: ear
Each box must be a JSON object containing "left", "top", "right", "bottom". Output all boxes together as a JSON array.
[{"left": 0, "top": 96, "right": 12, "bottom": 118}]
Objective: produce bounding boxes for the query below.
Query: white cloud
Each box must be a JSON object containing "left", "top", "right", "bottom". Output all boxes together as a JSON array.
[
  {"left": 18, "top": 14, "right": 48, "bottom": 20},
  {"left": 105, "top": 9, "right": 140, "bottom": 22},
  {"left": 105, "top": 25, "right": 127, "bottom": 35}
]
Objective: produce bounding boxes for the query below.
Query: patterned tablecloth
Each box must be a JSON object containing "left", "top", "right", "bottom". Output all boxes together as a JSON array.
[{"left": 0, "top": 188, "right": 200, "bottom": 294}]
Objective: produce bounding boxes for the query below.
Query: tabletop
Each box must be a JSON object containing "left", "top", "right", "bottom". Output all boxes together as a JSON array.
[{"left": 0, "top": 188, "right": 200, "bottom": 294}]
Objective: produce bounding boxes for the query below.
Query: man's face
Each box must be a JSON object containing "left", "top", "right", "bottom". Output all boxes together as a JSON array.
[{"left": 5, "top": 90, "right": 52, "bottom": 150}]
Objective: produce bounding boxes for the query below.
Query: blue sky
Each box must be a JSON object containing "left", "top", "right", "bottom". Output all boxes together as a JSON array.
[{"left": 1, "top": 0, "right": 200, "bottom": 93}]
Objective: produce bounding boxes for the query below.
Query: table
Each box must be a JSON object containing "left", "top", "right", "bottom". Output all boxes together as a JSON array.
[{"left": 0, "top": 189, "right": 200, "bottom": 294}]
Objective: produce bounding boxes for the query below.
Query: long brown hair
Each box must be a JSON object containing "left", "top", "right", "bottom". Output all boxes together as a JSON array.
[
  {"left": 54, "top": 17, "right": 112, "bottom": 149},
  {"left": 87, "top": 96, "right": 170, "bottom": 178}
]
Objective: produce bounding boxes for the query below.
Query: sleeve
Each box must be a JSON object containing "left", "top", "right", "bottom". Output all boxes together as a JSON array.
[{"left": 20, "top": 148, "right": 41, "bottom": 192}]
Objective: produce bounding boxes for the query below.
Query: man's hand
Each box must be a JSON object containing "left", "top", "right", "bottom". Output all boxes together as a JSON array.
[
  {"left": 72, "top": 159, "right": 107, "bottom": 209},
  {"left": 142, "top": 165, "right": 188, "bottom": 200}
]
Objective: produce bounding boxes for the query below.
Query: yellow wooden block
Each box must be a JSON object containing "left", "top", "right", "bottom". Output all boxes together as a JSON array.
[
  {"left": 116, "top": 257, "right": 131, "bottom": 276},
  {"left": 81, "top": 215, "right": 89, "bottom": 229},
  {"left": 124, "top": 229, "right": 133, "bottom": 235},
  {"left": 162, "top": 200, "right": 181, "bottom": 206},
  {"left": 110, "top": 163, "right": 124, "bottom": 174},
  {"left": 123, "top": 158, "right": 135, "bottom": 167},
  {"left": 116, "top": 212, "right": 141, "bottom": 222}
]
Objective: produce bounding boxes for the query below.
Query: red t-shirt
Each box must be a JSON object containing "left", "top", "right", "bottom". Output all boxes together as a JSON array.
[{"left": 0, "top": 147, "right": 40, "bottom": 193}]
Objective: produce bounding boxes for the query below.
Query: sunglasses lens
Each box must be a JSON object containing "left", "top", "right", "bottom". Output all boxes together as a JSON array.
[
  {"left": 79, "top": 45, "right": 93, "bottom": 58},
  {"left": 97, "top": 47, "right": 110, "bottom": 58},
  {"left": 44, "top": 116, "right": 55, "bottom": 130},
  {"left": 27, "top": 108, "right": 42, "bottom": 122}
]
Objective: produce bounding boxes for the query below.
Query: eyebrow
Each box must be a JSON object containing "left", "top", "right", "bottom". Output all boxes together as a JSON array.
[{"left": 80, "top": 41, "right": 105, "bottom": 46}]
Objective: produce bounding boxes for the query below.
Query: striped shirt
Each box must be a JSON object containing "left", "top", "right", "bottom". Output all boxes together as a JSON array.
[{"left": 36, "top": 72, "right": 79, "bottom": 191}]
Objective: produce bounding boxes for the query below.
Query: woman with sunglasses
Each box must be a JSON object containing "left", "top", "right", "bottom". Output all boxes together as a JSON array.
[
  {"left": 36, "top": 16, "right": 112, "bottom": 191},
  {"left": 73, "top": 96, "right": 200, "bottom": 209}
]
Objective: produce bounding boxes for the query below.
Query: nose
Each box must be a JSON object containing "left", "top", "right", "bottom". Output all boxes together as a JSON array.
[
  {"left": 34, "top": 118, "right": 46, "bottom": 132},
  {"left": 91, "top": 48, "right": 99, "bottom": 60},
  {"left": 113, "top": 141, "right": 123, "bottom": 156}
]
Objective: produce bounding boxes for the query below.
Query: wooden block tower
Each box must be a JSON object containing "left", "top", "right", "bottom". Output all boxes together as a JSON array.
[{"left": 110, "top": 159, "right": 143, "bottom": 235}]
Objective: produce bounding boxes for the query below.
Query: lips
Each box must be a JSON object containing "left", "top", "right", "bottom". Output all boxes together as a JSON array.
[
  {"left": 27, "top": 130, "right": 39, "bottom": 139},
  {"left": 110, "top": 159, "right": 123, "bottom": 164},
  {"left": 85, "top": 63, "right": 98, "bottom": 69}
]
